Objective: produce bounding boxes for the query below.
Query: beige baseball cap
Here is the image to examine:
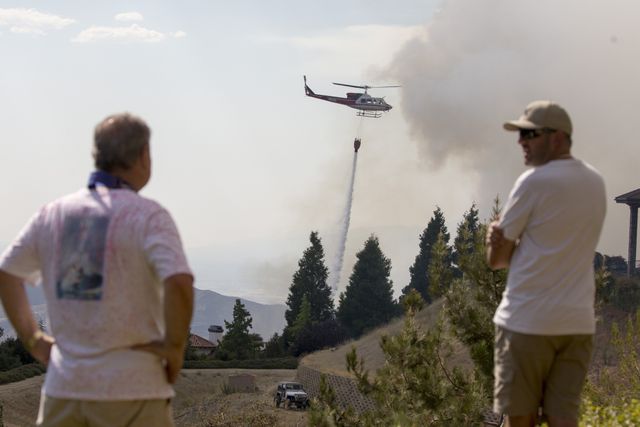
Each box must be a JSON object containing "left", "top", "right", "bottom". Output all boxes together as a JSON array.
[{"left": 503, "top": 100, "right": 572, "bottom": 135}]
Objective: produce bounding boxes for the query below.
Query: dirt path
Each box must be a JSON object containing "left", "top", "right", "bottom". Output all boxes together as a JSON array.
[{"left": 0, "top": 369, "right": 308, "bottom": 427}]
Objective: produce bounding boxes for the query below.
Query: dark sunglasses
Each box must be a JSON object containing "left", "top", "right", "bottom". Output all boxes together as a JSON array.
[{"left": 519, "top": 128, "right": 554, "bottom": 141}]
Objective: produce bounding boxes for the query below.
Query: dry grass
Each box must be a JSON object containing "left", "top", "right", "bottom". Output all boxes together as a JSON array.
[
  {"left": 301, "top": 298, "right": 472, "bottom": 377},
  {"left": 173, "top": 369, "right": 307, "bottom": 427},
  {"left": 0, "top": 369, "right": 308, "bottom": 427}
]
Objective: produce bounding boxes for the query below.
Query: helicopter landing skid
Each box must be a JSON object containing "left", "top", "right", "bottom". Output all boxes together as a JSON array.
[{"left": 357, "top": 110, "right": 382, "bottom": 118}]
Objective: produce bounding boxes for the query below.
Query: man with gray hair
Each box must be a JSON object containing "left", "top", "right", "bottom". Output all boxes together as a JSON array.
[
  {"left": 0, "top": 113, "right": 194, "bottom": 426},
  {"left": 486, "top": 101, "right": 606, "bottom": 427}
]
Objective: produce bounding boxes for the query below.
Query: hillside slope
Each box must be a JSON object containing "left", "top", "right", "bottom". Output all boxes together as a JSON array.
[{"left": 301, "top": 299, "right": 471, "bottom": 377}]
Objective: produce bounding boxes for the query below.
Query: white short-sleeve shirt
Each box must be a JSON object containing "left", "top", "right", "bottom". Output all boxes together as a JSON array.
[
  {"left": 0, "top": 186, "right": 192, "bottom": 400},
  {"left": 493, "top": 158, "right": 606, "bottom": 335}
]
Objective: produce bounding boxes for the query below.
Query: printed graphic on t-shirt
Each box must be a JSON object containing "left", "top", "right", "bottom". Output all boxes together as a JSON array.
[{"left": 56, "top": 214, "right": 109, "bottom": 300}]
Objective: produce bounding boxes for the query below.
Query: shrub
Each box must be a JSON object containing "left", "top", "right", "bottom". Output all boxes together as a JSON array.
[
  {"left": 581, "top": 399, "right": 640, "bottom": 426},
  {"left": 290, "top": 319, "right": 348, "bottom": 357},
  {"left": 310, "top": 290, "right": 486, "bottom": 426},
  {"left": 183, "top": 357, "right": 298, "bottom": 370},
  {"left": 0, "top": 362, "right": 46, "bottom": 385}
]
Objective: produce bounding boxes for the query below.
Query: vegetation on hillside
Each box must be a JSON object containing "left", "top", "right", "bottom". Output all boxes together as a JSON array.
[
  {"left": 310, "top": 200, "right": 640, "bottom": 426},
  {"left": 310, "top": 290, "right": 485, "bottom": 426}
]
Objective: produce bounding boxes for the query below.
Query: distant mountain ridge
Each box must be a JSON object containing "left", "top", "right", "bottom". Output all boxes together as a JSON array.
[
  {"left": 191, "top": 288, "right": 286, "bottom": 340},
  {"left": 0, "top": 286, "right": 286, "bottom": 342}
]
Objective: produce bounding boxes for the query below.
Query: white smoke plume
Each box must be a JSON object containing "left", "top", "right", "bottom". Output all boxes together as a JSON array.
[
  {"left": 384, "top": 0, "right": 640, "bottom": 255},
  {"left": 330, "top": 151, "right": 359, "bottom": 291}
]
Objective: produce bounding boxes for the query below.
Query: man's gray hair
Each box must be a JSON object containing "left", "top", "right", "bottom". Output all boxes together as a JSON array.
[{"left": 93, "top": 113, "right": 150, "bottom": 172}]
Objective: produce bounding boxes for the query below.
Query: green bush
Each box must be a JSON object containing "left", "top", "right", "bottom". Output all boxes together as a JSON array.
[
  {"left": 310, "top": 290, "right": 486, "bottom": 426},
  {"left": 183, "top": 357, "right": 298, "bottom": 370},
  {"left": 581, "top": 399, "right": 640, "bottom": 426},
  {"left": 0, "top": 362, "right": 46, "bottom": 385}
]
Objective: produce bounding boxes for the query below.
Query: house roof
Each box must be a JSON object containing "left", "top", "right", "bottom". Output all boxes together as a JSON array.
[
  {"left": 189, "top": 334, "right": 216, "bottom": 348},
  {"left": 615, "top": 188, "right": 640, "bottom": 206}
]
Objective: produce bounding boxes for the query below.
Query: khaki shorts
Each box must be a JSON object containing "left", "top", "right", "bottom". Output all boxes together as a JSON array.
[
  {"left": 493, "top": 326, "right": 593, "bottom": 419},
  {"left": 37, "top": 394, "right": 174, "bottom": 427}
]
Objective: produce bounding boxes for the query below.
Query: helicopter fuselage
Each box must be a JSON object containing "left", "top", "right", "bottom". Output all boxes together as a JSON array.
[{"left": 304, "top": 78, "right": 392, "bottom": 114}]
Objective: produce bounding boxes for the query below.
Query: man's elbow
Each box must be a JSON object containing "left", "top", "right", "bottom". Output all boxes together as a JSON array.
[
  {"left": 165, "top": 273, "right": 194, "bottom": 301},
  {"left": 165, "top": 273, "right": 194, "bottom": 289},
  {"left": 0, "top": 269, "right": 23, "bottom": 287}
]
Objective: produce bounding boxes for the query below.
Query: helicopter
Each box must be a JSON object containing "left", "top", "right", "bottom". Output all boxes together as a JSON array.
[{"left": 304, "top": 75, "right": 399, "bottom": 118}]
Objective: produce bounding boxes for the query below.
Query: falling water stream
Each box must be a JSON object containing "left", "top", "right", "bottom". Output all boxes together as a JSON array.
[{"left": 329, "top": 149, "right": 358, "bottom": 291}]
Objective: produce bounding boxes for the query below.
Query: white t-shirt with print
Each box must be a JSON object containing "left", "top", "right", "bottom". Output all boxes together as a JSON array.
[
  {"left": 0, "top": 186, "right": 192, "bottom": 400},
  {"left": 493, "top": 158, "right": 606, "bottom": 335}
]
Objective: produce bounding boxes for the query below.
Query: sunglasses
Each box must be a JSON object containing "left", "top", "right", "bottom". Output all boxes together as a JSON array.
[{"left": 519, "top": 128, "right": 554, "bottom": 141}]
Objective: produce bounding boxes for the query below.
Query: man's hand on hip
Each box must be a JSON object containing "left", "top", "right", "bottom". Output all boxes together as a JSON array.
[{"left": 132, "top": 340, "right": 185, "bottom": 384}]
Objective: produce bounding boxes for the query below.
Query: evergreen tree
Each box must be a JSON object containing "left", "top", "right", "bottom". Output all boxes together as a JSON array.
[
  {"left": 216, "top": 299, "right": 255, "bottom": 360},
  {"left": 292, "top": 318, "right": 347, "bottom": 356},
  {"left": 402, "top": 207, "right": 451, "bottom": 304},
  {"left": 337, "top": 235, "right": 398, "bottom": 338},
  {"left": 285, "top": 231, "right": 334, "bottom": 329},
  {"left": 427, "top": 232, "right": 454, "bottom": 299},
  {"left": 289, "top": 294, "right": 312, "bottom": 341},
  {"left": 452, "top": 203, "right": 479, "bottom": 276},
  {"left": 445, "top": 198, "right": 506, "bottom": 393},
  {"left": 263, "top": 333, "right": 286, "bottom": 358}
]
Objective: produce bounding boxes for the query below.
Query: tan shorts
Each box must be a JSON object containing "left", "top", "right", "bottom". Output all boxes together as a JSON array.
[
  {"left": 493, "top": 326, "right": 593, "bottom": 419},
  {"left": 36, "top": 394, "right": 174, "bottom": 427}
]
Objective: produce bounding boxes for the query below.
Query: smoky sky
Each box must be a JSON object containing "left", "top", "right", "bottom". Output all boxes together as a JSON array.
[{"left": 384, "top": 0, "right": 640, "bottom": 255}]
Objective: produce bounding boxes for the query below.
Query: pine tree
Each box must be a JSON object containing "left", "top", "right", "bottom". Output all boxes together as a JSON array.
[
  {"left": 445, "top": 197, "right": 506, "bottom": 392},
  {"left": 263, "top": 333, "right": 286, "bottom": 358},
  {"left": 285, "top": 231, "right": 334, "bottom": 329},
  {"left": 289, "top": 293, "right": 312, "bottom": 341},
  {"left": 402, "top": 207, "right": 451, "bottom": 304},
  {"left": 452, "top": 203, "right": 479, "bottom": 276},
  {"left": 337, "top": 235, "right": 398, "bottom": 338},
  {"left": 427, "top": 232, "right": 454, "bottom": 299},
  {"left": 216, "top": 299, "right": 255, "bottom": 360}
]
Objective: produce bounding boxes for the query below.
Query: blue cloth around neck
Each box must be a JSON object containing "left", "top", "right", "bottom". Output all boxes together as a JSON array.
[{"left": 87, "top": 171, "right": 130, "bottom": 190}]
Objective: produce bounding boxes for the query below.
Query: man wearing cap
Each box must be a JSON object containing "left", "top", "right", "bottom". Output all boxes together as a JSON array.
[
  {"left": 486, "top": 101, "right": 606, "bottom": 427},
  {"left": 0, "top": 113, "right": 194, "bottom": 426}
]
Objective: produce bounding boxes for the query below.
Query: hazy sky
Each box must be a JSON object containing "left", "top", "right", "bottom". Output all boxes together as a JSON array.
[{"left": 1, "top": 0, "right": 637, "bottom": 304}]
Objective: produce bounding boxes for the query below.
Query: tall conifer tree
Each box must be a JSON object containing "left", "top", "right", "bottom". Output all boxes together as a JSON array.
[
  {"left": 217, "top": 299, "right": 255, "bottom": 360},
  {"left": 452, "top": 203, "right": 480, "bottom": 276},
  {"left": 285, "top": 231, "right": 334, "bottom": 328},
  {"left": 402, "top": 207, "right": 451, "bottom": 303},
  {"left": 337, "top": 235, "right": 398, "bottom": 338}
]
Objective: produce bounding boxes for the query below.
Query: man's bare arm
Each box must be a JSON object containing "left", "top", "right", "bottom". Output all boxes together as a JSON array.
[
  {"left": 0, "top": 269, "right": 54, "bottom": 364},
  {"left": 486, "top": 222, "right": 516, "bottom": 270},
  {"left": 163, "top": 273, "right": 194, "bottom": 383}
]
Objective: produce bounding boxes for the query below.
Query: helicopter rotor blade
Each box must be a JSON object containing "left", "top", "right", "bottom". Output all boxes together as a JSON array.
[
  {"left": 333, "top": 82, "right": 369, "bottom": 90},
  {"left": 333, "top": 82, "right": 401, "bottom": 90}
]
